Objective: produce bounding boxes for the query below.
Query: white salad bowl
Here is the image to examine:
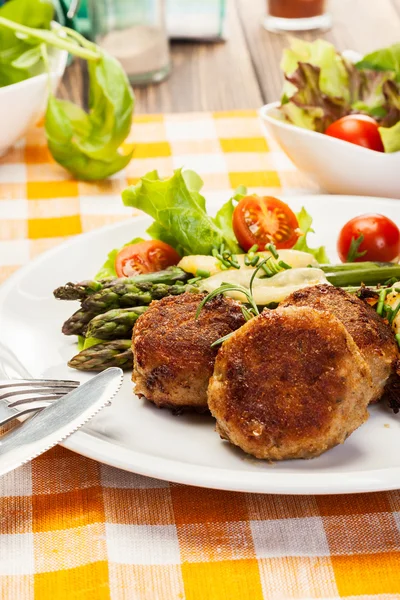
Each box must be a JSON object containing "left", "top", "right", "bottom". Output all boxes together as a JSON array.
[
  {"left": 0, "top": 41, "right": 67, "bottom": 156},
  {"left": 260, "top": 102, "right": 400, "bottom": 199}
]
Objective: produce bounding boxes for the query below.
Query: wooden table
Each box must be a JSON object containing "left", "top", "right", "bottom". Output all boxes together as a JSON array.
[{"left": 60, "top": 0, "right": 400, "bottom": 113}]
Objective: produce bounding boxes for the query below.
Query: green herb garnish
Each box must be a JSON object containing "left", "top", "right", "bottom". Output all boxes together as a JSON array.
[{"left": 346, "top": 235, "right": 368, "bottom": 262}]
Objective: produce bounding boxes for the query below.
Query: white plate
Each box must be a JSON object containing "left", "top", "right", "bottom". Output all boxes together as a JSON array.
[{"left": 2, "top": 194, "right": 400, "bottom": 495}]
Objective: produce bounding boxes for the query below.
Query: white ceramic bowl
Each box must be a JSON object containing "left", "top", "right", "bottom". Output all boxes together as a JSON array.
[
  {"left": 260, "top": 102, "right": 400, "bottom": 199},
  {"left": 0, "top": 38, "right": 67, "bottom": 156}
]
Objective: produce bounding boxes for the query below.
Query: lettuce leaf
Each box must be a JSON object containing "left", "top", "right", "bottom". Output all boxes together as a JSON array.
[
  {"left": 281, "top": 62, "right": 348, "bottom": 132},
  {"left": 356, "top": 43, "right": 400, "bottom": 81},
  {"left": 379, "top": 80, "right": 400, "bottom": 127},
  {"left": 122, "top": 168, "right": 242, "bottom": 256},
  {"left": 349, "top": 70, "right": 397, "bottom": 117},
  {"left": 281, "top": 38, "right": 350, "bottom": 101},
  {"left": 293, "top": 207, "right": 330, "bottom": 264},
  {"left": 379, "top": 120, "right": 400, "bottom": 153}
]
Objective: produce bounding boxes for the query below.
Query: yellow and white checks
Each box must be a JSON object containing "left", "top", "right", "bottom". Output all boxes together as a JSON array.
[
  {"left": 0, "top": 110, "right": 316, "bottom": 282},
  {"left": 0, "top": 111, "right": 398, "bottom": 600}
]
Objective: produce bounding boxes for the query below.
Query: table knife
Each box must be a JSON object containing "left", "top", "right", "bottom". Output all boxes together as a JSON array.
[{"left": 0, "top": 367, "right": 123, "bottom": 476}]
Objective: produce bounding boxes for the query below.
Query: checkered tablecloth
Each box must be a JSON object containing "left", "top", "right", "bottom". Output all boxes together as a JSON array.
[{"left": 1, "top": 111, "right": 399, "bottom": 600}]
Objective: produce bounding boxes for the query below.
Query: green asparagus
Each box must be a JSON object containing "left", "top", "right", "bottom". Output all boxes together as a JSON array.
[
  {"left": 68, "top": 339, "right": 133, "bottom": 371},
  {"left": 319, "top": 261, "right": 395, "bottom": 273},
  {"left": 325, "top": 266, "right": 400, "bottom": 288},
  {"left": 62, "top": 282, "right": 197, "bottom": 335},
  {"left": 86, "top": 306, "right": 148, "bottom": 340},
  {"left": 54, "top": 280, "right": 104, "bottom": 301},
  {"left": 54, "top": 267, "right": 189, "bottom": 301},
  {"left": 61, "top": 308, "right": 96, "bottom": 336},
  {"left": 81, "top": 282, "right": 193, "bottom": 312}
]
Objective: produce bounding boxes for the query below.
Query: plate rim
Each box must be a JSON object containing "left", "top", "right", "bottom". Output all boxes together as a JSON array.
[{"left": 2, "top": 193, "right": 400, "bottom": 495}]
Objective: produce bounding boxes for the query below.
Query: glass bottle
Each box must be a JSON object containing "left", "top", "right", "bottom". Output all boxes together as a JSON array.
[
  {"left": 88, "top": 0, "right": 170, "bottom": 85},
  {"left": 263, "top": 0, "right": 332, "bottom": 33}
]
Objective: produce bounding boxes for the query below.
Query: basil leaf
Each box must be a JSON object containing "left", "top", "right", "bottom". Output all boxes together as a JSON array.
[
  {"left": 0, "top": 0, "right": 52, "bottom": 87},
  {"left": 45, "top": 51, "right": 135, "bottom": 180},
  {"left": 0, "top": 62, "right": 29, "bottom": 86},
  {"left": 11, "top": 45, "right": 43, "bottom": 69}
]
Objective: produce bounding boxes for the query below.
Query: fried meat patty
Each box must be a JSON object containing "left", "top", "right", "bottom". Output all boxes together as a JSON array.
[
  {"left": 208, "top": 306, "right": 373, "bottom": 460},
  {"left": 132, "top": 292, "right": 246, "bottom": 411},
  {"left": 281, "top": 284, "right": 399, "bottom": 403}
]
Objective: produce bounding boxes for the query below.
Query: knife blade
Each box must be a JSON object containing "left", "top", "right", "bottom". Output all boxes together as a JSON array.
[{"left": 0, "top": 367, "right": 123, "bottom": 476}]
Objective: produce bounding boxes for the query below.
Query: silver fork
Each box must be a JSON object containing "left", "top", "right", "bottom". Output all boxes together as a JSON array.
[{"left": 0, "top": 379, "right": 80, "bottom": 427}]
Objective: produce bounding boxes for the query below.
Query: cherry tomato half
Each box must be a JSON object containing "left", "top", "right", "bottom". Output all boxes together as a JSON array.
[
  {"left": 115, "top": 240, "right": 180, "bottom": 277},
  {"left": 232, "top": 195, "right": 300, "bottom": 251},
  {"left": 337, "top": 214, "right": 400, "bottom": 263},
  {"left": 325, "top": 115, "right": 384, "bottom": 152}
]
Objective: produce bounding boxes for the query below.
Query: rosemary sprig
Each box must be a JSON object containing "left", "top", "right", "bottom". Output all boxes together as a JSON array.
[
  {"left": 195, "top": 281, "right": 261, "bottom": 347},
  {"left": 195, "top": 283, "right": 259, "bottom": 320}
]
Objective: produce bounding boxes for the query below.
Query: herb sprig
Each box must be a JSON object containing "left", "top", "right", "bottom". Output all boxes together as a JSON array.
[
  {"left": 197, "top": 243, "right": 292, "bottom": 347},
  {"left": 346, "top": 234, "right": 367, "bottom": 262}
]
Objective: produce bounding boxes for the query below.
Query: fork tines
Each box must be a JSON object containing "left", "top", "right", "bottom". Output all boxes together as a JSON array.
[
  {"left": 0, "top": 379, "right": 80, "bottom": 406},
  {"left": 0, "top": 379, "right": 79, "bottom": 389}
]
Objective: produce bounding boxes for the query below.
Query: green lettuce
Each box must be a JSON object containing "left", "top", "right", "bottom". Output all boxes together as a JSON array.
[
  {"left": 77, "top": 335, "right": 103, "bottom": 351},
  {"left": 294, "top": 207, "right": 330, "bottom": 264},
  {"left": 281, "top": 61, "right": 348, "bottom": 132},
  {"left": 278, "top": 39, "right": 400, "bottom": 150},
  {"left": 379, "top": 120, "right": 400, "bottom": 153},
  {"left": 281, "top": 38, "right": 350, "bottom": 101},
  {"left": 122, "top": 169, "right": 242, "bottom": 256},
  {"left": 356, "top": 44, "right": 400, "bottom": 81}
]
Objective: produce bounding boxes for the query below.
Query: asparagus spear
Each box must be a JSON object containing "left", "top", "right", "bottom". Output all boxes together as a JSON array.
[
  {"left": 54, "top": 280, "right": 104, "bottom": 301},
  {"left": 81, "top": 282, "right": 191, "bottom": 312},
  {"left": 62, "top": 308, "right": 96, "bottom": 336},
  {"left": 319, "top": 261, "right": 395, "bottom": 273},
  {"left": 62, "top": 283, "right": 196, "bottom": 335},
  {"left": 325, "top": 266, "right": 400, "bottom": 288},
  {"left": 54, "top": 267, "right": 189, "bottom": 301},
  {"left": 86, "top": 306, "right": 148, "bottom": 340},
  {"left": 68, "top": 339, "right": 132, "bottom": 371}
]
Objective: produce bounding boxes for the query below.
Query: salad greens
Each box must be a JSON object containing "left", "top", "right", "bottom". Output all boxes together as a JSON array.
[
  {"left": 279, "top": 38, "right": 400, "bottom": 152},
  {"left": 356, "top": 44, "right": 400, "bottom": 81},
  {"left": 0, "top": 0, "right": 134, "bottom": 180},
  {"left": 293, "top": 207, "right": 329, "bottom": 264},
  {"left": 121, "top": 168, "right": 327, "bottom": 264},
  {"left": 122, "top": 169, "right": 242, "bottom": 257}
]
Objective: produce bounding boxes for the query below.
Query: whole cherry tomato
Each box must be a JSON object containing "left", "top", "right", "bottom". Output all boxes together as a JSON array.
[
  {"left": 325, "top": 115, "right": 384, "bottom": 152},
  {"left": 337, "top": 214, "right": 400, "bottom": 263}
]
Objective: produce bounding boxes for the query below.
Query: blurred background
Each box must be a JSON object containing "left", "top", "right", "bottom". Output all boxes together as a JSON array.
[
  {"left": 48, "top": 0, "right": 400, "bottom": 113},
  {"left": 1, "top": 0, "right": 399, "bottom": 113}
]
